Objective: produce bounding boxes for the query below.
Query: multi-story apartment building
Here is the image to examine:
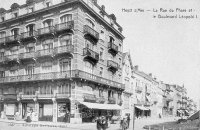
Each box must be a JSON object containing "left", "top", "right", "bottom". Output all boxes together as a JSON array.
[
  {"left": 132, "top": 66, "right": 153, "bottom": 118},
  {"left": 160, "top": 83, "right": 174, "bottom": 116},
  {"left": 121, "top": 52, "right": 134, "bottom": 118},
  {"left": 0, "top": 0, "right": 125, "bottom": 123}
]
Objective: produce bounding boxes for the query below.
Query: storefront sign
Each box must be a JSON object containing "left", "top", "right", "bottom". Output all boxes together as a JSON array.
[{"left": 83, "top": 94, "right": 96, "bottom": 102}]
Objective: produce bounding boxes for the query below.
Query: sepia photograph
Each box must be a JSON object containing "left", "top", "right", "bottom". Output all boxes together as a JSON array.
[{"left": 0, "top": 0, "right": 199, "bottom": 130}]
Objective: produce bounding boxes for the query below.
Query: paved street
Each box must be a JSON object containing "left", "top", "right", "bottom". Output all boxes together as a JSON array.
[{"left": 0, "top": 117, "right": 176, "bottom": 130}]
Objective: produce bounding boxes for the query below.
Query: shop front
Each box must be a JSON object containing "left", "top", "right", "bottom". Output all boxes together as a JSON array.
[
  {"left": 135, "top": 105, "right": 149, "bottom": 119},
  {"left": 38, "top": 100, "right": 53, "bottom": 122},
  {"left": 57, "top": 100, "right": 71, "bottom": 122}
]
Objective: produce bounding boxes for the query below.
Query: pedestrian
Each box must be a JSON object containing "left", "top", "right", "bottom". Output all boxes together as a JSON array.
[
  {"left": 64, "top": 110, "right": 69, "bottom": 123},
  {"left": 101, "top": 116, "right": 108, "bottom": 130},
  {"left": 96, "top": 116, "right": 102, "bottom": 130},
  {"left": 127, "top": 114, "right": 130, "bottom": 128},
  {"left": 25, "top": 112, "right": 32, "bottom": 122},
  {"left": 122, "top": 117, "right": 128, "bottom": 130}
]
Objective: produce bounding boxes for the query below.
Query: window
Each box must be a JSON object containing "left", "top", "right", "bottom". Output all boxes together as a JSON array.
[
  {"left": 46, "top": 2, "right": 50, "bottom": 7},
  {"left": 99, "top": 89, "right": 103, "bottom": 97},
  {"left": 10, "top": 46, "right": 18, "bottom": 55},
  {"left": 25, "top": 64, "right": 35, "bottom": 76},
  {"left": 100, "top": 30, "right": 105, "bottom": 40},
  {"left": 24, "top": 86, "right": 35, "bottom": 95},
  {"left": 60, "top": 34, "right": 72, "bottom": 46},
  {"left": 119, "top": 44, "right": 122, "bottom": 52},
  {"left": 40, "top": 85, "right": 54, "bottom": 95},
  {"left": 10, "top": 69, "right": 18, "bottom": 76},
  {"left": 108, "top": 90, "right": 114, "bottom": 98},
  {"left": 14, "top": 12, "right": 18, "bottom": 18},
  {"left": 0, "top": 52, "right": 4, "bottom": 59},
  {"left": 42, "top": 39, "right": 53, "bottom": 52},
  {"left": 0, "top": 71, "right": 5, "bottom": 78},
  {"left": 86, "top": 19, "right": 94, "bottom": 29},
  {"left": 28, "top": 7, "right": 34, "bottom": 13},
  {"left": 60, "top": 14, "right": 72, "bottom": 23},
  {"left": 85, "top": 39, "right": 94, "bottom": 50},
  {"left": 58, "top": 83, "right": 70, "bottom": 94},
  {"left": 43, "top": 19, "right": 53, "bottom": 27},
  {"left": 84, "top": 61, "right": 93, "bottom": 74},
  {"left": 99, "top": 47, "right": 104, "bottom": 60},
  {"left": 26, "top": 46, "right": 35, "bottom": 53},
  {"left": 99, "top": 67, "right": 103, "bottom": 77},
  {"left": 125, "top": 79, "right": 130, "bottom": 90},
  {"left": 11, "top": 28, "right": 19, "bottom": 36},
  {"left": 119, "top": 58, "right": 121, "bottom": 67},
  {"left": 59, "top": 58, "right": 71, "bottom": 72},
  {"left": 118, "top": 93, "right": 121, "bottom": 100},
  {"left": 26, "top": 24, "right": 35, "bottom": 35},
  {"left": 109, "top": 36, "right": 114, "bottom": 43},
  {"left": 41, "top": 61, "right": 52, "bottom": 73}
]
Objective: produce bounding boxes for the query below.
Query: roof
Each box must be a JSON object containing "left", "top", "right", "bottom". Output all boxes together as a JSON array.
[
  {"left": 122, "top": 52, "right": 134, "bottom": 70},
  {"left": 187, "top": 110, "right": 199, "bottom": 121}
]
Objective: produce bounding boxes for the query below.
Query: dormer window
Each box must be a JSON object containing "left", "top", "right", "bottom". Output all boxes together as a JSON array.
[
  {"left": 1, "top": 16, "right": 4, "bottom": 22},
  {"left": 46, "top": 2, "right": 50, "bottom": 7}
]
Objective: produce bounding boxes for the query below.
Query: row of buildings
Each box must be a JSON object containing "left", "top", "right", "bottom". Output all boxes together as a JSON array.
[
  {"left": 121, "top": 52, "right": 197, "bottom": 120},
  {"left": 0, "top": 0, "right": 197, "bottom": 124}
]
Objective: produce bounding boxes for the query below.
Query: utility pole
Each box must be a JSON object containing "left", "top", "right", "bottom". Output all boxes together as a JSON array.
[{"left": 133, "top": 104, "right": 135, "bottom": 130}]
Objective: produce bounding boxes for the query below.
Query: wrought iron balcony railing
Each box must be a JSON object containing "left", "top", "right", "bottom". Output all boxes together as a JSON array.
[
  {"left": 56, "top": 92, "right": 70, "bottom": 99},
  {"left": 6, "top": 35, "right": 20, "bottom": 43},
  {"left": 54, "top": 45, "right": 74, "bottom": 55},
  {"left": 21, "top": 31, "right": 37, "bottom": 40},
  {"left": 19, "top": 51, "right": 35, "bottom": 60},
  {"left": 83, "top": 48, "right": 99, "bottom": 64},
  {"left": 0, "top": 70, "right": 124, "bottom": 90},
  {"left": 37, "top": 93, "right": 53, "bottom": 99},
  {"left": 38, "top": 26, "right": 54, "bottom": 36},
  {"left": 36, "top": 48, "right": 54, "bottom": 58},
  {"left": 83, "top": 25, "right": 99, "bottom": 42},
  {"left": 107, "top": 60, "right": 118, "bottom": 73},
  {"left": 108, "top": 42, "right": 118, "bottom": 56},
  {"left": 108, "top": 97, "right": 116, "bottom": 104},
  {"left": 55, "top": 21, "right": 74, "bottom": 32}
]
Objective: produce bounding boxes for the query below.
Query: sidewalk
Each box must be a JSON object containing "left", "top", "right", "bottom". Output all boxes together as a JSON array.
[{"left": 0, "top": 117, "right": 176, "bottom": 130}]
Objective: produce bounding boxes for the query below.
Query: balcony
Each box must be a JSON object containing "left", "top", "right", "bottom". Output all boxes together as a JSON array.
[
  {"left": 107, "top": 60, "right": 118, "bottom": 73},
  {"left": 135, "top": 86, "right": 143, "bottom": 93},
  {"left": 37, "top": 94, "right": 53, "bottom": 99},
  {"left": 19, "top": 51, "right": 35, "bottom": 61},
  {"left": 96, "top": 96, "right": 106, "bottom": 104},
  {"left": 0, "top": 70, "right": 124, "bottom": 90},
  {"left": 83, "top": 25, "right": 99, "bottom": 43},
  {"left": 20, "top": 94, "right": 36, "bottom": 100},
  {"left": 55, "top": 21, "right": 74, "bottom": 35},
  {"left": 37, "top": 26, "right": 54, "bottom": 38},
  {"left": 5, "top": 54, "right": 19, "bottom": 63},
  {"left": 5, "top": 35, "right": 20, "bottom": 44},
  {"left": 108, "top": 97, "right": 116, "bottom": 104},
  {"left": 83, "top": 48, "right": 99, "bottom": 65},
  {"left": 83, "top": 93, "right": 96, "bottom": 103},
  {"left": 0, "top": 37, "right": 6, "bottom": 46},
  {"left": 21, "top": 31, "right": 37, "bottom": 42},
  {"left": 108, "top": 42, "right": 118, "bottom": 56},
  {"left": 54, "top": 45, "right": 74, "bottom": 56},
  {"left": 36, "top": 48, "right": 54, "bottom": 58}
]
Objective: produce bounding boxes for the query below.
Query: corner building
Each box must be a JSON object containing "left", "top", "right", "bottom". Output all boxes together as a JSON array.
[{"left": 0, "top": 0, "right": 125, "bottom": 123}]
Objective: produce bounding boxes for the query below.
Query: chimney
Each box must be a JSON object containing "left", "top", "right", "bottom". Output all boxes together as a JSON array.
[
  {"left": 134, "top": 65, "right": 138, "bottom": 70},
  {"left": 101, "top": 5, "right": 105, "bottom": 11}
]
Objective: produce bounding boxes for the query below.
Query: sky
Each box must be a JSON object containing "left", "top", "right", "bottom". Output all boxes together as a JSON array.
[{"left": 1, "top": 0, "right": 200, "bottom": 104}]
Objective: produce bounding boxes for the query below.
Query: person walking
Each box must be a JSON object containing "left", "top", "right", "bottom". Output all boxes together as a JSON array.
[
  {"left": 121, "top": 117, "right": 128, "bottom": 130},
  {"left": 96, "top": 116, "right": 102, "bottom": 130},
  {"left": 127, "top": 114, "right": 130, "bottom": 129},
  {"left": 101, "top": 116, "right": 108, "bottom": 130}
]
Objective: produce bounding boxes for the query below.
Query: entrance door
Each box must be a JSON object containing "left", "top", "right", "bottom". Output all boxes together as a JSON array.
[{"left": 22, "top": 103, "right": 27, "bottom": 118}]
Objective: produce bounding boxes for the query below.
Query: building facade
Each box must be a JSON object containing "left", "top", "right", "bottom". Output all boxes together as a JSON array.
[
  {"left": 121, "top": 52, "right": 134, "bottom": 118},
  {"left": 0, "top": 0, "right": 125, "bottom": 123}
]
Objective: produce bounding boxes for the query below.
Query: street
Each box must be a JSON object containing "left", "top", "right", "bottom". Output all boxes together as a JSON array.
[{"left": 0, "top": 117, "right": 176, "bottom": 130}]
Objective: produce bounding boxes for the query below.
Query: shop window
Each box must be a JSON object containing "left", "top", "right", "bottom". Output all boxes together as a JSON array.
[
  {"left": 60, "top": 34, "right": 72, "bottom": 46},
  {"left": 59, "top": 58, "right": 71, "bottom": 72},
  {"left": 60, "top": 14, "right": 72, "bottom": 23}
]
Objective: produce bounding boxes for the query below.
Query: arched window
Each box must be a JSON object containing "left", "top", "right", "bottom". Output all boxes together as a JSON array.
[
  {"left": 11, "top": 28, "right": 19, "bottom": 37},
  {"left": 84, "top": 61, "right": 93, "bottom": 74},
  {"left": 109, "top": 36, "right": 114, "bottom": 43},
  {"left": 26, "top": 24, "right": 35, "bottom": 35},
  {"left": 85, "top": 39, "right": 94, "bottom": 50},
  {"left": 43, "top": 19, "right": 53, "bottom": 27},
  {"left": 60, "top": 14, "right": 72, "bottom": 23},
  {"left": 86, "top": 19, "right": 94, "bottom": 29},
  {"left": 59, "top": 58, "right": 71, "bottom": 72},
  {"left": 60, "top": 34, "right": 72, "bottom": 46}
]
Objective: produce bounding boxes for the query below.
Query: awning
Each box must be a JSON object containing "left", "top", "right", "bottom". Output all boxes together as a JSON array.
[
  {"left": 135, "top": 105, "right": 149, "bottom": 111},
  {"left": 79, "top": 102, "right": 122, "bottom": 110}
]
